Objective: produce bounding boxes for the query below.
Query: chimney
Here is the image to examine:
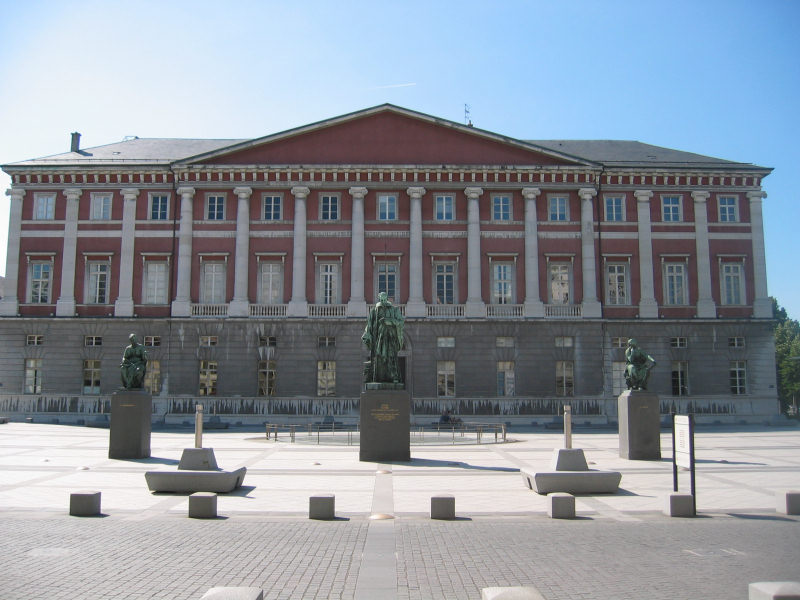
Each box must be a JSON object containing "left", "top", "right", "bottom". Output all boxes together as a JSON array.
[{"left": 70, "top": 132, "right": 81, "bottom": 153}]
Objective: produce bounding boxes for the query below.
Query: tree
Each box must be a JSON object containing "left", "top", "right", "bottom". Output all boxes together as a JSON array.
[{"left": 772, "top": 298, "right": 800, "bottom": 415}]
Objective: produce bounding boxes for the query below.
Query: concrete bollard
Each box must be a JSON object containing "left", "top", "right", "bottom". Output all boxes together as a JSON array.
[
  {"left": 309, "top": 494, "right": 335, "bottom": 520},
  {"left": 664, "top": 492, "right": 695, "bottom": 517},
  {"left": 189, "top": 492, "right": 218, "bottom": 519},
  {"left": 201, "top": 587, "right": 264, "bottom": 600},
  {"left": 69, "top": 490, "right": 101, "bottom": 516},
  {"left": 547, "top": 492, "right": 575, "bottom": 519},
  {"left": 776, "top": 490, "right": 800, "bottom": 515},
  {"left": 431, "top": 494, "right": 455, "bottom": 520},
  {"left": 748, "top": 581, "right": 800, "bottom": 600}
]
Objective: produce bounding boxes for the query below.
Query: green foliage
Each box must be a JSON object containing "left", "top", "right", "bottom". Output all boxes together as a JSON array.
[{"left": 772, "top": 297, "right": 800, "bottom": 414}]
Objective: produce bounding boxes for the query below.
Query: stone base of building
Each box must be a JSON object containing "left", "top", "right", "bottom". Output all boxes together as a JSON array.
[
  {"left": 109, "top": 390, "right": 152, "bottom": 459},
  {"left": 359, "top": 389, "right": 410, "bottom": 462},
  {"left": 618, "top": 389, "right": 661, "bottom": 460}
]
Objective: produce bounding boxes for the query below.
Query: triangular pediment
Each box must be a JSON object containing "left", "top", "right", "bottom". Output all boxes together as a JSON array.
[{"left": 178, "top": 105, "right": 594, "bottom": 168}]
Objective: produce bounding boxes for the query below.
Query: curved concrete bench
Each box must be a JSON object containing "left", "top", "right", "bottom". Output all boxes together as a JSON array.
[
  {"left": 145, "top": 467, "right": 246, "bottom": 493},
  {"left": 521, "top": 470, "right": 621, "bottom": 495}
]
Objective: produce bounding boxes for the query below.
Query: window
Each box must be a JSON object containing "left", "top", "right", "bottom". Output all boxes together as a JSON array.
[
  {"left": 497, "top": 361, "right": 515, "bottom": 396},
  {"left": 718, "top": 196, "right": 738, "bottom": 222},
  {"left": 199, "top": 335, "right": 218, "bottom": 347},
  {"left": 491, "top": 263, "right": 514, "bottom": 305},
  {"left": 670, "top": 337, "right": 688, "bottom": 348},
  {"left": 143, "top": 261, "right": 168, "bottom": 304},
  {"left": 199, "top": 360, "right": 218, "bottom": 396},
  {"left": 25, "top": 359, "right": 43, "bottom": 394},
  {"left": 259, "top": 335, "right": 277, "bottom": 347},
  {"left": 90, "top": 194, "right": 112, "bottom": 220},
  {"left": 671, "top": 361, "right": 689, "bottom": 396},
  {"left": 33, "top": 194, "right": 55, "bottom": 220},
  {"left": 435, "top": 195, "right": 454, "bottom": 221},
  {"left": 144, "top": 336, "right": 161, "bottom": 347},
  {"left": 320, "top": 194, "right": 339, "bottom": 221},
  {"left": 377, "top": 194, "right": 397, "bottom": 220},
  {"left": 317, "top": 360, "right": 336, "bottom": 396},
  {"left": 263, "top": 195, "right": 282, "bottom": 221},
  {"left": 318, "top": 263, "right": 339, "bottom": 305},
  {"left": 605, "top": 196, "right": 624, "bottom": 222},
  {"left": 258, "top": 262, "right": 283, "bottom": 304},
  {"left": 318, "top": 336, "right": 336, "bottom": 347},
  {"left": 611, "top": 361, "right": 626, "bottom": 396},
  {"left": 437, "top": 361, "right": 455, "bottom": 397},
  {"left": 663, "top": 263, "right": 687, "bottom": 305},
  {"left": 555, "top": 336, "right": 574, "bottom": 347},
  {"left": 555, "top": 360, "right": 574, "bottom": 396},
  {"left": 26, "top": 334, "right": 44, "bottom": 346},
  {"left": 611, "top": 337, "right": 626, "bottom": 348},
  {"left": 83, "top": 360, "right": 101, "bottom": 394},
  {"left": 144, "top": 360, "right": 161, "bottom": 394},
  {"left": 376, "top": 262, "right": 398, "bottom": 303},
  {"left": 662, "top": 196, "right": 682, "bottom": 222},
  {"left": 258, "top": 360, "right": 277, "bottom": 396},
  {"left": 729, "top": 361, "right": 746, "bottom": 395},
  {"left": 207, "top": 195, "right": 225, "bottom": 220},
  {"left": 29, "top": 261, "right": 52, "bottom": 303},
  {"left": 84, "top": 336, "right": 103, "bottom": 347},
  {"left": 606, "top": 263, "right": 629, "bottom": 305},
  {"left": 493, "top": 195, "right": 511, "bottom": 221},
  {"left": 496, "top": 336, "right": 514, "bottom": 348},
  {"left": 728, "top": 336, "right": 745, "bottom": 348},
  {"left": 549, "top": 263, "right": 571, "bottom": 304},
  {"left": 434, "top": 263, "right": 456, "bottom": 304},
  {"left": 149, "top": 194, "right": 169, "bottom": 220},
  {"left": 721, "top": 263, "right": 744, "bottom": 305},
  {"left": 86, "top": 261, "right": 110, "bottom": 304},
  {"left": 200, "top": 261, "right": 226, "bottom": 304},
  {"left": 549, "top": 196, "right": 568, "bottom": 221},
  {"left": 437, "top": 337, "right": 455, "bottom": 348}
]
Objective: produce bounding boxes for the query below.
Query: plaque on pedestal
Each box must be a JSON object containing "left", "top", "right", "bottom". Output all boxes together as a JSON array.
[
  {"left": 618, "top": 389, "right": 661, "bottom": 460},
  {"left": 359, "top": 390, "right": 410, "bottom": 462},
  {"left": 109, "top": 390, "right": 152, "bottom": 459}
]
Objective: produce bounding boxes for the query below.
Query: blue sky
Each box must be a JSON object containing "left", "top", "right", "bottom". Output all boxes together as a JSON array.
[{"left": 1, "top": 0, "right": 798, "bottom": 316}]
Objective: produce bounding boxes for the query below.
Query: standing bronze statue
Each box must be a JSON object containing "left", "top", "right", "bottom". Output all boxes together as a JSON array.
[
  {"left": 624, "top": 338, "right": 656, "bottom": 390},
  {"left": 120, "top": 333, "right": 148, "bottom": 389},
  {"left": 362, "top": 292, "right": 405, "bottom": 385}
]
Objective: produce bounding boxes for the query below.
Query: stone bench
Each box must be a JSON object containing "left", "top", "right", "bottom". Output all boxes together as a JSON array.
[
  {"left": 70, "top": 490, "right": 101, "bottom": 516},
  {"left": 482, "top": 586, "right": 546, "bottom": 600},
  {"left": 145, "top": 467, "right": 246, "bottom": 493},
  {"left": 431, "top": 494, "right": 455, "bottom": 520},
  {"left": 521, "top": 470, "right": 621, "bottom": 495},
  {"left": 776, "top": 490, "right": 800, "bottom": 515},
  {"left": 200, "top": 587, "right": 263, "bottom": 600},
  {"left": 189, "top": 492, "right": 218, "bottom": 519},
  {"left": 749, "top": 581, "right": 800, "bottom": 600},
  {"left": 309, "top": 494, "right": 335, "bottom": 520}
]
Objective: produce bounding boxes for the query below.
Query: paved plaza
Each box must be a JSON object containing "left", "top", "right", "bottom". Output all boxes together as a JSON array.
[{"left": 1, "top": 421, "right": 799, "bottom": 599}]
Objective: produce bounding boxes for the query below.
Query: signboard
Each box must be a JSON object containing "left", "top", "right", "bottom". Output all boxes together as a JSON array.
[{"left": 674, "top": 415, "right": 692, "bottom": 469}]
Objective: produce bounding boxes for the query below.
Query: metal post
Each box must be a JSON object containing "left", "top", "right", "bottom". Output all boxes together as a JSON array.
[
  {"left": 563, "top": 404, "right": 572, "bottom": 449},
  {"left": 194, "top": 404, "right": 203, "bottom": 449}
]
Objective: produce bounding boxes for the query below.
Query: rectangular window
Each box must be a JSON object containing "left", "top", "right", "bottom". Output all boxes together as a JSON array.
[
  {"left": 549, "top": 263, "right": 571, "bottom": 304},
  {"left": 664, "top": 263, "right": 687, "bottom": 305},
  {"left": 555, "top": 360, "right": 574, "bottom": 397},
  {"left": 662, "top": 196, "right": 682, "bottom": 222},
  {"left": 492, "top": 263, "right": 514, "bottom": 305},
  {"left": 318, "top": 336, "right": 336, "bottom": 347},
  {"left": 728, "top": 336, "right": 745, "bottom": 348},
  {"left": 497, "top": 361, "right": 515, "bottom": 397},
  {"left": 611, "top": 337, "right": 626, "bottom": 348},
  {"left": 87, "top": 261, "right": 110, "bottom": 304},
  {"left": 91, "top": 194, "right": 112, "bottom": 220},
  {"left": 437, "top": 360, "right": 455, "bottom": 397},
  {"left": 670, "top": 337, "right": 688, "bottom": 348},
  {"left": 29, "top": 261, "right": 52, "bottom": 303},
  {"left": 259, "top": 335, "right": 277, "bottom": 347},
  {"left": 721, "top": 263, "right": 744, "bottom": 305},
  {"left": 34, "top": 194, "right": 55, "bottom": 220},
  {"left": 376, "top": 262, "right": 398, "bottom": 303},
  {"left": 199, "top": 360, "right": 218, "bottom": 396},
  {"left": 25, "top": 358, "right": 43, "bottom": 394},
  {"left": 207, "top": 195, "right": 225, "bottom": 220},
  {"left": 492, "top": 195, "right": 511, "bottom": 221},
  {"left": 496, "top": 336, "right": 514, "bottom": 348},
  {"left": 730, "top": 361, "right": 746, "bottom": 395},
  {"left": 317, "top": 360, "right": 336, "bottom": 396},
  {"left": 259, "top": 262, "right": 283, "bottom": 304},
  {"left": 263, "top": 195, "right": 282, "bottom": 221},
  {"left": 149, "top": 194, "right": 169, "bottom": 220},
  {"left": 199, "top": 335, "right": 218, "bottom": 347},
  {"left": 143, "top": 336, "right": 161, "bottom": 347},
  {"left": 605, "top": 196, "right": 624, "bottom": 222},
  {"left": 319, "top": 263, "right": 339, "bottom": 305},
  {"left": 26, "top": 334, "right": 44, "bottom": 346},
  {"left": 549, "top": 196, "right": 568, "bottom": 221},
  {"left": 144, "top": 360, "right": 161, "bottom": 394},
  {"left": 258, "top": 360, "right": 277, "bottom": 396},
  {"left": 555, "top": 336, "right": 574, "bottom": 347},
  {"left": 143, "top": 261, "right": 168, "bottom": 304},
  {"left": 718, "top": 196, "right": 738, "bottom": 222},
  {"left": 671, "top": 361, "right": 689, "bottom": 396},
  {"left": 320, "top": 194, "right": 339, "bottom": 221},
  {"left": 612, "top": 361, "right": 626, "bottom": 396},
  {"left": 84, "top": 336, "right": 103, "bottom": 347},
  {"left": 83, "top": 360, "right": 101, "bottom": 394},
  {"left": 437, "top": 336, "right": 455, "bottom": 348},
  {"left": 435, "top": 195, "right": 454, "bottom": 221},
  {"left": 200, "top": 261, "right": 226, "bottom": 304},
  {"left": 606, "top": 263, "right": 628, "bottom": 305},
  {"left": 377, "top": 194, "right": 397, "bottom": 220},
  {"left": 434, "top": 263, "right": 456, "bottom": 304}
]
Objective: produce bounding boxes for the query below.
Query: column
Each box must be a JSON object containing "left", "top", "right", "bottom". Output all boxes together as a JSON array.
[
  {"left": 0, "top": 189, "right": 24, "bottom": 315},
  {"left": 347, "top": 187, "right": 368, "bottom": 317},
  {"left": 405, "top": 186, "right": 426, "bottom": 317},
  {"left": 56, "top": 188, "right": 81, "bottom": 317},
  {"left": 522, "top": 187, "right": 544, "bottom": 317},
  {"left": 748, "top": 190, "right": 772, "bottom": 318},
  {"left": 171, "top": 186, "right": 195, "bottom": 317},
  {"left": 287, "top": 186, "right": 309, "bottom": 317},
  {"left": 635, "top": 190, "right": 658, "bottom": 318},
  {"left": 229, "top": 187, "right": 253, "bottom": 317},
  {"left": 464, "top": 187, "right": 485, "bottom": 318},
  {"left": 579, "top": 188, "right": 601, "bottom": 318},
  {"left": 113, "top": 188, "right": 139, "bottom": 317},
  {"left": 692, "top": 191, "right": 716, "bottom": 318}
]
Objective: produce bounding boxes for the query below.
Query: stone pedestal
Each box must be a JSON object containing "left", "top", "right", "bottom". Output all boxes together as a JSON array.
[
  {"left": 109, "top": 390, "right": 152, "bottom": 459},
  {"left": 359, "top": 389, "right": 410, "bottom": 462},
  {"left": 618, "top": 389, "right": 661, "bottom": 460}
]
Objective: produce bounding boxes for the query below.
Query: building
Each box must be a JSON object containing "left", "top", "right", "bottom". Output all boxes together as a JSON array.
[{"left": 0, "top": 105, "right": 777, "bottom": 424}]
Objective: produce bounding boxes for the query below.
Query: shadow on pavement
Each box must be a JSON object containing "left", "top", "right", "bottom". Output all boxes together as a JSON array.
[{"left": 401, "top": 458, "right": 519, "bottom": 472}]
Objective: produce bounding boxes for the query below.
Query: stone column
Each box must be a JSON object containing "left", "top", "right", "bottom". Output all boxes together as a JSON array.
[
  {"left": 229, "top": 187, "right": 253, "bottom": 317},
  {"left": 522, "top": 187, "right": 544, "bottom": 317},
  {"left": 579, "top": 188, "right": 601, "bottom": 318},
  {"left": 347, "top": 187, "right": 368, "bottom": 317},
  {"left": 464, "top": 187, "right": 485, "bottom": 318},
  {"left": 748, "top": 190, "right": 772, "bottom": 318},
  {"left": 635, "top": 190, "right": 658, "bottom": 318},
  {"left": 114, "top": 188, "right": 139, "bottom": 317},
  {"left": 56, "top": 188, "right": 82, "bottom": 317},
  {"left": 287, "top": 186, "right": 310, "bottom": 317},
  {"left": 692, "top": 191, "right": 716, "bottom": 318},
  {"left": 405, "top": 186, "right": 426, "bottom": 317},
  {"left": 171, "top": 186, "right": 195, "bottom": 317},
  {"left": 0, "top": 188, "right": 24, "bottom": 316}
]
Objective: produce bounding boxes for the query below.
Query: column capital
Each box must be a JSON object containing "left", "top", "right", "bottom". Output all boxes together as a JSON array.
[
  {"left": 349, "top": 186, "right": 368, "bottom": 199},
  {"left": 464, "top": 187, "right": 484, "bottom": 199},
  {"left": 291, "top": 186, "right": 310, "bottom": 198},
  {"left": 747, "top": 190, "right": 767, "bottom": 202},
  {"left": 521, "top": 187, "right": 541, "bottom": 200},
  {"left": 691, "top": 190, "right": 710, "bottom": 203},
  {"left": 406, "top": 186, "right": 426, "bottom": 198},
  {"left": 62, "top": 188, "right": 82, "bottom": 199},
  {"left": 6, "top": 188, "right": 25, "bottom": 201},
  {"left": 634, "top": 190, "right": 653, "bottom": 202},
  {"left": 233, "top": 186, "right": 253, "bottom": 199},
  {"left": 176, "top": 186, "right": 195, "bottom": 197},
  {"left": 578, "top": 187, "right": 597, "bottom": 200},
  {"left": 120, "top": 188, "right": 139, "bottom": 200}
]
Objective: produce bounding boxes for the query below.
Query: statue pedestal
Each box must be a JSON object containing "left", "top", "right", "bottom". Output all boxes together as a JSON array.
[
  {"left": 359, "top": 389, "right": 410, "bottom": 462},
  {"left": 618, "top": 390, "right": 661, "bottom": 460},
  {"left": 109, "top": 390, "right": 152, "bottom": 459}
]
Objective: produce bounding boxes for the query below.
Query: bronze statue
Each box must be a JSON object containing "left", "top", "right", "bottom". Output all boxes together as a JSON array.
[
  {"left": 624, "top": 338, "right": 656, "bottom": 390},
  {"left": 362, "top": 292, "right": 405, "bottom": 384},
  {"left": 120, "top": 333, "right": 148, "bottom": 389}
]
